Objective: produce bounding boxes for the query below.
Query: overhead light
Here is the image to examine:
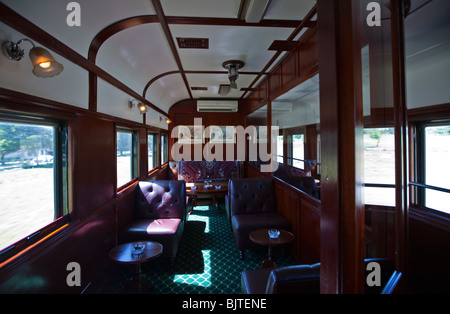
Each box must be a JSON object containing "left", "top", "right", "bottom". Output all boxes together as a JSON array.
[
  {"left": 243, "top": 0, "right": 271, "bottom": 23},
  {"left": 222, "top": 60, "right": 245, "bottom": 90},
  {"left": 128, "top": 99, "right": 148, "bottom": 114},
  {"left": 2, "top": 38, "right": 63, "bottom": 78}
]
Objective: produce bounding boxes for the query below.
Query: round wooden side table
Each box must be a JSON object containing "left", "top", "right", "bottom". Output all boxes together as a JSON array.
[
  {"left": 249, "top": 229, "right": 294, "bottom": 268},
  {"left": 109, "top": 241, "right": 163, "bottom": 292}
]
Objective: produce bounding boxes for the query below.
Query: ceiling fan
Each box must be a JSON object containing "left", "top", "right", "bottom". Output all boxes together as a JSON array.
[{"left": 222, "top": 60, "right": 245, "bottom": 90}]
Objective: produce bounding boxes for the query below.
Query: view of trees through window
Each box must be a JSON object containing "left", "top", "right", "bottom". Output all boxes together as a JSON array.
[{"left": 0, "top": 122, "right": 56, "bottom": 251}]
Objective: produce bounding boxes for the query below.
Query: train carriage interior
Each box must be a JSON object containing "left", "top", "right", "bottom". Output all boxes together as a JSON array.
[{"left": 0, "top": 0, "right": 449, "bottom": 297}]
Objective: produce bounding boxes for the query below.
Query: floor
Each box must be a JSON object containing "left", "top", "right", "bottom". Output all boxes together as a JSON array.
[{"left": 96, "top": 203, "right": 295, "bottom": 294}]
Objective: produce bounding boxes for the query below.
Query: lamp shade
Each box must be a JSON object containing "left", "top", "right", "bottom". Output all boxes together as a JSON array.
[{"left": 29, "top": 47, "right": 63, "bottom": 78}]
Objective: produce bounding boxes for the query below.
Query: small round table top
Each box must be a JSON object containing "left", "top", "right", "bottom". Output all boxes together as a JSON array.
[
  {"left": 249, "top": 229, "right": 294, "bottom": 247},
  {"left": 109, "top": 241, "right": 163, "bottom": 265},
  {"left": 186, "top": 182, "right": 228, "bottom": 195}
]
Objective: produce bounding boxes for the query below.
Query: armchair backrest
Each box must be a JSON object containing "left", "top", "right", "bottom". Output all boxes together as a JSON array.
[
  {"left": 229, "top": 178, "right": 276, "bottom": 215},
  {"left": 265, "top": 263, "right": 321, "bottom": 294},
  {"left": 135, "top": 180, "right": 186, "bottom": 220}
]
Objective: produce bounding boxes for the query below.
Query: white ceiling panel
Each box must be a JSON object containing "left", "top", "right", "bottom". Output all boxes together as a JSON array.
[
  {"left": 1, "top": 0, "right": 155, "bottom": 57},
  {"left": 264, "top": 0, "right": 316, "bottom": 21},
  {"left": 160, "top": 0, "right": 241, "bottom": 18},
  {"left": 170, "top": 24, "right": 293, "bottom": 72},
  {"left": 145, "top": 73, "right": 190, "bottom": 112},
  {"left": 96, "top": 23, "right": 179, "bottom": 98}
]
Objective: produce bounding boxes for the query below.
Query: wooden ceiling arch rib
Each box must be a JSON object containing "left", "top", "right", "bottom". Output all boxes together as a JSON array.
[{"left": 86, "top": 0, "right": 316, "bottom": 112}]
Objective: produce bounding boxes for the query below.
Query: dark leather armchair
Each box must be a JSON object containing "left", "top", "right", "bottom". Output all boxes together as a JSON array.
[
  {"left": 241, "top": 258, "right": 397, "bottom": 294},
  {"left": 241, "top": 264, "right": 321, "bottom": 294},
  {"left": 120, "top": 180, "right": 187, "bottom": 264},
  {"left": 228, "top": 178, "right": 290, "bottom": 259}
]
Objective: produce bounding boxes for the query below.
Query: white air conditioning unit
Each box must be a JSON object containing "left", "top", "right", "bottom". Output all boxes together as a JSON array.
[{"left": 197, "top": 100, "right": 238, "bottom": 112}]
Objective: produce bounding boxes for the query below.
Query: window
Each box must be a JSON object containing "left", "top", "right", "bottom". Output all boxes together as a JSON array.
[
  {"left": 292, "top": 134, "right": 305, "bottom": 169},
  {"left": 364, "top": 128, "right": 395, "bottom": 206},
  {"left": 148, "top": 132, "right": 157, "bottom": 171},
  {"left": 276, "top": 135, "right": 284, "bottom": 164},
  {"left": 161, "top": 133, "right": 168, "bottom": 164},
  {"left": 116, "top": 128, "right": 137, "bottom": 188},
  {"left": 0, "top": 115, "right": 68, "bottom": 254},
  {"left": 412, "top": 123, "right": 450, "bottom": 214}
]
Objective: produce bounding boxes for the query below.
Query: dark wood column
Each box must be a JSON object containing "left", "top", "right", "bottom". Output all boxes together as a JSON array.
[{"left": 318, "top": 0, "right": 365, "bottom": 293}]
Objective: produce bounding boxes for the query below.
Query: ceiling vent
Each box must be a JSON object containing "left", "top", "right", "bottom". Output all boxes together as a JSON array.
[
  {"left": 197, "top": 100, "right": 238, "bottom": 112},
  {"left": 176, "top": 37, "right": 209, "bottom": 49}
]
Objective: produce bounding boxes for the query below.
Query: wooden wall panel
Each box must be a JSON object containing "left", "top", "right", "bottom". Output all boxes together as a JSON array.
[
  {"left": 0, "top": 201, "right": 116, "bottom": 293},
  {"left": 281, "top": 50, "right": 298, "bottom": 92},
  {"left": 246, "top": 163, "right": 321, "bottom": 264},
  {"left": 72, "top": 116, "right": 115, "bottom": 218}
]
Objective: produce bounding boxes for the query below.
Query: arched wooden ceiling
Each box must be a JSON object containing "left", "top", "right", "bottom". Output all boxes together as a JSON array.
[{"left": 0, "top": 0, "right": 317, "bottom": 119}]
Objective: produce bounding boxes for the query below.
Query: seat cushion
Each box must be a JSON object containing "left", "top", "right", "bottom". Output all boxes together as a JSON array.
[
  {"left": 121, "top": 218, "right": 184, "bottom": 259},
  {"left": 126, "top": 218, "right": 181, "bottom": 235}
]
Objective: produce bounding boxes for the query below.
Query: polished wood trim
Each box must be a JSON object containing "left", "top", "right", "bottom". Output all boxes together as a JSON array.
[
  {"left": 142, "top": 70, "right": 263, "bottom": 99},
  {"left": 318, "top": 0, "right": 365, "bottom": 294},
  {"left": 391, "top": 0, "right": 409, "bottom": 285},
  {"left": 152, "top": 0, "right": 193, "bottom": 100},
  {"left": 240, "top": 4, "right": 317, "bottom": 100}
]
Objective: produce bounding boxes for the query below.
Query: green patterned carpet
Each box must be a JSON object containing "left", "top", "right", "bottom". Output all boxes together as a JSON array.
[{"left": 99, "top": 204, "right": 294, "bottom": 294}]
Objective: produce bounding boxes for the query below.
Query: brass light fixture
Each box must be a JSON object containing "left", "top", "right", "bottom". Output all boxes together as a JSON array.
[
  {"left": 160, "top": 116, "right": 172, "bottom": 124},
  {"left": 128, "top": 99, "right": 149, "bottom": 114},
  {"left": 2, "top": 38, "right": 64, "bottom": 78}
]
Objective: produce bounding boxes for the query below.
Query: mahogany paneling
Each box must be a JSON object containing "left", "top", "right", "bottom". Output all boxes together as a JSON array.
[
  {"left": 269, "top": 66, "right": 282, "bottom": 98},
  {"left": 298, "top": 29, "right": 319, "bottom": 79},
  {"left": 281, "top": 50, "right": 298, "bottom": 92},
  {"left": 0, "top": 201, "right": 116, "bottom": 293},
  {"left": 408, "top": 207, "right": 450, "bottom": 293},
  {"left": 317, "top": 0, "right": 365, "bottom": 294},
  {"left": 72, "top": 116, "right": 115, "bottom": 218},
  {"left": 246, "top": 163, "right": 321, "bottom": 264}
]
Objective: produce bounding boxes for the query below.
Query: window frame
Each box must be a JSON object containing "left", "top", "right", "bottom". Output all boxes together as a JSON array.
[
  {"left": 0, "top": 112, "right": 70, "bottom": 263},
  {"left": 411, "top": 120, "right": 450, "bottom": 215},
  {"left": 147, "top": 131, "right": 158, "bottom": 173},
  {"left": 160, "top": 132, "right": 168, "bottom": 166},
  {"left": 116, "top": 126, "right": 138, "bottom": 190}
]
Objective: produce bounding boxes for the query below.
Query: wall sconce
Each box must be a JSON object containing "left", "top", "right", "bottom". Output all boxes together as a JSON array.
[
  {"left": 160, "top": 116, "right": 172, "bottom": 124},
  {"left": 128, "top": 99, "right": 148, "bottom": 114},
  {"left": 2, "top": 38, "right": 64, "bottom": 78}
]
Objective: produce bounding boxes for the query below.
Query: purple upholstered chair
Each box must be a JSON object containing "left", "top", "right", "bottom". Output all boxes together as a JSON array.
[
  {"left": 120, "top": 180, "right": 187, "bottom": 264},
  {"left": 228, "top": 178, "right": 291, "bottom": 260}
]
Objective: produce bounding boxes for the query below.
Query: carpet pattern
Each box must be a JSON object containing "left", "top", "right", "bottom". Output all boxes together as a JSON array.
[{"left": 99, "top": 203, "right": 294, "bottom": 294}]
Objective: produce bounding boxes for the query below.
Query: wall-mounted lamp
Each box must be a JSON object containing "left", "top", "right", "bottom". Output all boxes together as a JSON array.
[
  {"left": 128, "top": 99, "right": 148, "bottom": 114},
  {"left": 2, "top": 38, "right": 64, "bottom": 78},
  {"left": 160, "top": 116, "right": 172, "bottom": 124}
]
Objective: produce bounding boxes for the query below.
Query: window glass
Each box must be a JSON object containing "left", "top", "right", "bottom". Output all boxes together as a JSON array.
[
  {"left": 363, "top": 128, "right": 395, "bottom": 206},
  {"left": 276, "top": 135, "right": 283, "bottom": 164},
  {"left": 0, "top": 120, "right": 65, "bottom": 252},
  {"left": 292, "top": 134, "right": 305, "bottom": 169},
  {"left": 148, "top": 133, "right": 157, "bottom": 171},
  {"left": 116, "top": 130, "right": 134, "bottom": 188},
  {"left": 161, "top": 133, "right": 168, "bottom": 164},
  {"left": 424, "top": 125, "right": 450, "bottom": 214}
]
